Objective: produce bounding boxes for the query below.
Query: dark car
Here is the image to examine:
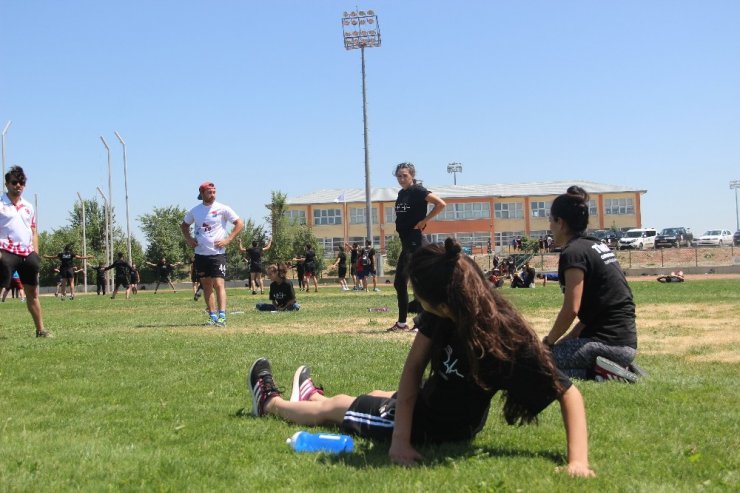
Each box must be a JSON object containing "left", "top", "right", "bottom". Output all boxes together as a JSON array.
[
  {"left": 655, "top": 227, "right": 694, "bottom": 248},
  {"left": 734, "top": 230, "right": 740, "bottom": 246},
  {"left": 603, "top": 230, "right": 624, "bottom": 249}
]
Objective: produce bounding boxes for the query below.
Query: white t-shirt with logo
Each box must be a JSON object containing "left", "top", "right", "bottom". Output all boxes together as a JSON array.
[
  {"left": 0, "top": 194, "right": 36, "bottom": 256},
  {"left": 183, "top": 201, "right": 240, "bottom": 256}
]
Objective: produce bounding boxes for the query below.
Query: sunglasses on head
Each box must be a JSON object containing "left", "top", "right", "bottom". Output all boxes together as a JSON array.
[{"left": 9, "top": 180, "right": 25, "bottom": 186}]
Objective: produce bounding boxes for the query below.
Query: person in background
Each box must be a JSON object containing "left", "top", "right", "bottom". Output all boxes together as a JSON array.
[
  {"left": 387, "top": 162, "right": 446, "bottom": 332},
  {"left": 255, "top": 263, "right": 300, "bottom": 312},
  {"left": 0, "top": 166, "right": 50, "bottom": 336},
  {"left": 181, "top": 181, "right": 244, "bottom": 327},
  {"left": 332, "top": 245, "right": 349, "bottom": 291}
]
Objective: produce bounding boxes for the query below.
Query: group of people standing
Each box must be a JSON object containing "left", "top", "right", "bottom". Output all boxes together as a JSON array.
[{"left": 332, "top": 240, "right": 379, "bottom": 292}]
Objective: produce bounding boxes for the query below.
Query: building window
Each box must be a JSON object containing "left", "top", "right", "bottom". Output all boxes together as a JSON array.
[
  {"left": 349, "top": 207, "right": 379, "bottom": 225},
  {"left": 494, "top": 202, "right": 524, "bottom": 219},
  {"left": 588, "top": 200, "right": 597, "bottom": 216},
  {"left": 319, "top": 237, "right": 345, "bottom": 256},
  {"left": 494, "top": 231, "right": 524, "bottom": 247},
  {"left": 454, "top": 232, "right": 491, "bottom": 248},
  {"left": 284, "top": 209, "right": 306, "bottom": 225},
  {"left": 604, "top": 198, "right": 634, "bottom": 215},
  {"left": 384, "top": 206, "right": 396, "bottom": 224},
  {"left": 348, "top": 236, "right": 381, "bottom": 247},
  {"left": 313, "top": 208, "right": 342, "bottom": 225},
  {"left": 436, "top": 202, "right": 490, "bottom": 221},
  {"left": 530, "top": 201, "right": 551, "bottom": 218}
]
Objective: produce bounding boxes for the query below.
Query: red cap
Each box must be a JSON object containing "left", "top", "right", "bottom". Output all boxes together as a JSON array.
[{"left": 197, "top": 181, "right": 216, "bottom": 199}]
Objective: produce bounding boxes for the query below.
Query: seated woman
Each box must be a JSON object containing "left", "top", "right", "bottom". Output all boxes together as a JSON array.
[
  {"left": 542, "top": 186, "right": 640, "bottom": 383},
  {"left": 248, "top": 239, "right": 594, "bottom": 477},
  {"left": 255, "top": 263, "right": 300, "bottom": 312}
]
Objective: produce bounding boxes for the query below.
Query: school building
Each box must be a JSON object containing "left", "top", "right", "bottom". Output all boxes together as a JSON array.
[{"left": 284, "top": 180, "right": 647, "bottom": 254}]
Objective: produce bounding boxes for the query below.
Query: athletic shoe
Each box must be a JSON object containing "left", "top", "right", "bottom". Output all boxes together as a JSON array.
[
  {"left": 35, "top": 329, "right": 52, "bottom": 338},
  {"left": 248, "top": 358, "right": 282, "bottom": 417},
  {"left": 205, "top": 317, "right": 218, "bottom": 326},
  {"left": 215, "top": 317, "right": 226, "bottom": 327},
  {"left": 195, "top": 291, "right": 202, "bottom": 301},
  {"left": 373, "top": 288, "right": 381, "bottom": 292},
  {"left": 628, "top": 361, "right": 649, "bottom": 378},
  {"left": 594, "top": 356, "right": 639, "bottom": 383},
  {"left": 386, "top": 322, "right": 409, "bottom": 332},
  {"left": 290, "top": 365, "right": 324, "bottom": 402}
]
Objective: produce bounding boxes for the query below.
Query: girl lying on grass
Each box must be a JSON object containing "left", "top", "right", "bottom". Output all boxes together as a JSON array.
[{"left": 249, "top": 238, "right": 594, "bottom": 477}]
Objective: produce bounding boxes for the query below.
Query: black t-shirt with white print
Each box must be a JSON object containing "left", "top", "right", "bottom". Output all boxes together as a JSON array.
[
  {"left": 557, "top": 236, "right": 637, "bottom": 348},
  {"left": 269, "top": 279, "right": 296, "bottom": 308},
  {"left": 395, "top": 184, "right": 430, "bottom": 246},
  {"left": 413, "top": 313, "right": 571, "bottom": 442}
]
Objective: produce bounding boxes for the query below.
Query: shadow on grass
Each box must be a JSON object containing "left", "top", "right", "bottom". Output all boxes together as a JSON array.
[{"left": 231, "top": 408, "right": 564, "bottom": 468}]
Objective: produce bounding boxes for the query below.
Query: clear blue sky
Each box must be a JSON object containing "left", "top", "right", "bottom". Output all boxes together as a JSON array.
[{"left": 2, "top": 1, "right": 739, "bottom": 245}]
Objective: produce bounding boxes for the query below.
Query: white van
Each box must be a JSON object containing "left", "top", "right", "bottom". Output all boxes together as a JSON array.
[{"left": 618, "top": 228, "right": 657, "bottom": 250}]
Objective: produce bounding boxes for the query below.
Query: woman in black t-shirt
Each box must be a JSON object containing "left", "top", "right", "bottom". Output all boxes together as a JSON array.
[
  {"left": 239, "top": 237, "right": 272, "bottom": 295},
  {"left": 543, "top": 186, "right": 639, "bottom": 383},
  {"left": 332, "top": 245, "right": 349, "bottom": 291},
  {"left": 255, "top": 263, "right": 299, "bottom": 311},
  {"left": 248, "top": 239, "right": 594, "bottom": 476},
  {"left": 388, "top": 162, "right": 446, "bottom": 332},
  {"left": 295, "top": 244, "right": 319, "bottom": 293}
]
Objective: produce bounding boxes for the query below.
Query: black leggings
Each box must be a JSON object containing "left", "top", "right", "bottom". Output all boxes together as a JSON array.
[{"left": 393, "top": 239, "right": 426, "bottom": 323}]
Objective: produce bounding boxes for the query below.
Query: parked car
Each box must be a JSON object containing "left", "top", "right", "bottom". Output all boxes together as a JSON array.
[
  {"left": 618, "top": 228, "right": 657, "bottom": 250},
  {"left": 695, "top": 229, "right": 734, "bottom": 247},
  {"left": 734, "top": 230, "right": 740, "bottom": 246},
  {"left": 655, "top": 227, "right": 693, "bottom": 248},
  {"left": 589, "top": 229, "right": 623, "bottom": 249}
]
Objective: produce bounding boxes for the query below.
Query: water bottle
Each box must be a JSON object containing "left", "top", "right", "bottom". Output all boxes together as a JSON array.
[{"left": 286, "top": 431, "right": 354, "bottom": 454}]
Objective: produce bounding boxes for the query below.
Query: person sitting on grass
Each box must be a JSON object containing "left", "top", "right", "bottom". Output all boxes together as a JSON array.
[
  {"left": 255, "top": 263, "right": 300, "bottom": 312},
  {"left": 543, "top": 186, "right": 640, "bottom": 383},
  {"left": 249, "top": 238, "right": 594, "bottom": 476}
]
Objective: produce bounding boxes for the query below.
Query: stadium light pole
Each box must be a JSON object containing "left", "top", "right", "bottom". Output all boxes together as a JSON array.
[
  {"left": 77, "top": 192, "right": 88, "bottom": 293},
  {"left": 447, "top": 162, "right": 463, "bottom": 185},
  {"left": 1, "top": 120, "right": 12, "bottom": 192},
  {"left": 97, "top": 186, "right": 112, "bottom": 293},
  {"left": 114, "top": 131, "right": 132, "bottom": 263},
  {"left": 342, "top": 9, "right": 381, "bottom": 243},
  {"left": 731, "top": 180, "right": 740, "bottom": 231},
  {"left": 100, "top": 136, "right": 113, "bottom": 271}
]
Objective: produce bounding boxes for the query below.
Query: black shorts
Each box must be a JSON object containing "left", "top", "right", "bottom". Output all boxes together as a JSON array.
[
  {"left": 61, "top": 267, "right": 75, "bottom": 280},
  {"left": 304, "top": 261, "right": 316, "bottom": 277},
  {"left": 191, "top": 271, "right": 199, "bottom": 283},
  {"left": 114, "top": 276, "right": 130, "bottom": 289},
  {"left": 158, "top": 275, "right": 171, "bottom": 283},
  {"left": 0, "top": 251, "right": 40, "bottom": 288},
  {"left": 340, "top": 394, "right": 397, "bottom": 441},
  {"left": 350, "top": 265, "right": 357, "bottom": 276},
  {"left": 195, "top": 254, "right": 227, "bottom": 279},
  {"left": 250, "top": 262, "right": 263, "bottom": 274},
  {"left": 338, "top": 266, "right": 347, "bottom": 278}
]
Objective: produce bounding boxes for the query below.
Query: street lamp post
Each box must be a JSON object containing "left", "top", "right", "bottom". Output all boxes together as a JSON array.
[
  {"left": 731, "top": 180, "right": 740, "bottom": 231},
  {"left": 342, "top": 9, "right": 381, "bottom": 243},
  {"left": 1, "top": 121, "right": 12, "bottom": 192},
  {"left": 100, "top": 137, "right": 113, "bottom": 272},
  {"left": 97, "top": 186, "right": 112, "bottom": 293},
  {"left": 114, "top": 131, "right": 132, "bottom": 263},
  {"left": 447, "top": 162, "right": 463, "bottom": 185},
  {"left": 77, "top": 192, "right": 88, "bottom": 293}
]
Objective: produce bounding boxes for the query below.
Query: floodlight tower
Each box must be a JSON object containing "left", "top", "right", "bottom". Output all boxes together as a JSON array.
[
  {"left": 342, "top": 9, "right": 381, "bottom": 243},
  {"left": 1, "top": 121, "right": 11, "bottom": 192},
  {"left": 731, "top": 180, "right": 740, "bottom": 231},
  {"left": 447, "top": 162, "right": 463, "bottom": 185}
]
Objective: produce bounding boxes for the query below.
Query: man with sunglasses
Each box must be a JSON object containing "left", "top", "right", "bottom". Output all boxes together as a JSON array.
[{"left": 0, "top": 166, "right": 50, "bottom": 337}]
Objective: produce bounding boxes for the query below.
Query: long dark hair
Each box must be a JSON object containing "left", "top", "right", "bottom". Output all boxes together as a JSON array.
[
  {"left": 393, "top": 162, "right": 417, "bottom": 184},
  {"left": 550, "top": 185, "right": 590, "bottom": 234},
  {"left": 408, "top": 238, "right": 563, "bottom": 424}
]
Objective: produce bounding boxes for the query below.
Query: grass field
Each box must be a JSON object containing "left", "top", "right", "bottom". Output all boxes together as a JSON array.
[{"left": 1, "top": 280, "right": 739, "bottom": 492}]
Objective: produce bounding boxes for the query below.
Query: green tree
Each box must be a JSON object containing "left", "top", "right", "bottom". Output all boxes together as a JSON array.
[
  {"left": 384, "top": 236, "right": 402, "bottom": 271},
  {"left": 138, "top": 206, "right": 191, "bottom": 280}
]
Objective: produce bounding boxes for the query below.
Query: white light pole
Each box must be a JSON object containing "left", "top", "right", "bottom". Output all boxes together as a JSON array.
[
  {"left": 447, "top": 162, "right": 463, "bottom": 185},
  {"left": 1, "top": 120, "right": 12, "bottom": 192},
  {"left": 77, "top": 192, "right": 88, "bottom": 293},
  {"left": 342, "top": 9, "right": 381, "bottom": 243},
  {"left": 97, "top": 186, "right": 112, "bottom": 293},
  {"left": 114, "top": 131, "right": 132, "bottom": 263},
  {"left": 731, "top": 180, "right": 740, "bottom": 231},
  {"left": 100, "top": 137, "right": 113, "bottom": 273}
]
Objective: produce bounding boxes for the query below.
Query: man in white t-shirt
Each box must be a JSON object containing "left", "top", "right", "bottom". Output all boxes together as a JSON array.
[
  {"left": 180, "top": 181, "right": 244, "bottom": 326},
  {"left": 0, "top": 166, "right": 50, "bottom": 337}
]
